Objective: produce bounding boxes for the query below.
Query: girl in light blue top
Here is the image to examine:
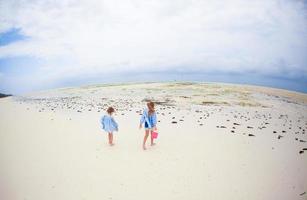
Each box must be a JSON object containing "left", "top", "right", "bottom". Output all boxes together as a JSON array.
[
  {"left": 139, "top": 101, "right": 157, "bottom": 150},
  {"left": 101, "top": 107, "right": 118, "bottom": 146}
]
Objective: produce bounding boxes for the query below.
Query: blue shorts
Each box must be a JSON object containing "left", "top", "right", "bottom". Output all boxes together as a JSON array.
[{"left": 145, "top": 121, "right": 155, "bottom": 130}]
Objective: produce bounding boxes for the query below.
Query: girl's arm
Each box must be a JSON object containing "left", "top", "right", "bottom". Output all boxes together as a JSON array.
[
  {"left": 112, "top": 117, "right": 119, "bottom": 131},
  {"left": 101, "top": 116, "right": 105, "bottom": 129},
  {"left": 139, "top": 110, "right": 146, "bottom": 127},
  {"left": 152, "top": 112, "right": 157, "bottom": 128}
]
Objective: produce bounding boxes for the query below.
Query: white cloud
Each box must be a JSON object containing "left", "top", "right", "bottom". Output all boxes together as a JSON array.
[{"left": 0, "top": 0, "right": 306, "bottom": 85}]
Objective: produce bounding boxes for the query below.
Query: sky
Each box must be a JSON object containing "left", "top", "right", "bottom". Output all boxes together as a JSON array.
[{"left": 0, "top": 0, "right": 306, "bottom": 94}]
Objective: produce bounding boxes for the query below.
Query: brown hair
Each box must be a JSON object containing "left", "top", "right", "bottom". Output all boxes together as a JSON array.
[
  {"left": 147, "top": 101, "right": 155, "bottom": 116},
  {"left": 107, "top": 107, "right": 115, "bottom": 114}
]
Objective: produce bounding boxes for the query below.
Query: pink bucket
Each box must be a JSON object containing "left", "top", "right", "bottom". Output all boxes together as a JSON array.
[{"left": 151, "top": 131, "right": 158, "bottom": 139}]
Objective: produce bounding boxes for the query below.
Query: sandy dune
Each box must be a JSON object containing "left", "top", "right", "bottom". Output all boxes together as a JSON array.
[{"left": 0, "top": 82, "right": 306, "bottom": 200}]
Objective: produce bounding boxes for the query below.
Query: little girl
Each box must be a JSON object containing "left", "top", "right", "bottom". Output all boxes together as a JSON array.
[
  {"left": 101, "top": 107, "right": 118, "bottom": 146},
  {"left": 139, "top": 101, "right": 157, "bottom": 150}
]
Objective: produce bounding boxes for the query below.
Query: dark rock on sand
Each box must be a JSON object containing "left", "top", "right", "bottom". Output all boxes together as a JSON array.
[{"left": 0, "top": 93, "right": 12, "bottom": 98}]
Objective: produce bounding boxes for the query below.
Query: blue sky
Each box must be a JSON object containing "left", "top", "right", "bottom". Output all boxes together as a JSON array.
[
  {"left": 0, "top": 0, "right": 306, "bottom": 94},
  {"left": 0, "top": 28, "right": 26, "bottom": 46}
]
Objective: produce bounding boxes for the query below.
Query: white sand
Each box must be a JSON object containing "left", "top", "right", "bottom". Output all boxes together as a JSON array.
[{"left": 0, "top": 82, "right": 306, "bottom": 200}]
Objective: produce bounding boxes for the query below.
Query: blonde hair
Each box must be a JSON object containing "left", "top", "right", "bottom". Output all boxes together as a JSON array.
[{"left": 147, "top": 101, "right": 155, "bottom": 116}]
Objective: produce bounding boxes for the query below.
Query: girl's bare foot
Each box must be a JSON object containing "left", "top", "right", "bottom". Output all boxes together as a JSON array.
[
  {"left": 109, "top": 143, "right": 114, "bottom": 146},
  {"left": 143, "top": 145, "right": 147, "bottom": 150},
  {"left": 151, "top": 143, "right": 156, "bottom": 146}
]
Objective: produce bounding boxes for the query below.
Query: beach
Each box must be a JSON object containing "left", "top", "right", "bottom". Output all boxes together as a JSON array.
[{"left": 0, "top": 82, "right": 306, "bottom": 200}]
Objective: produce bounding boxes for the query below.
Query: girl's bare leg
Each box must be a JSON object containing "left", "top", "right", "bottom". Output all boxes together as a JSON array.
[
  {"left": 150, "top": 130, "right": 156, "bottom": 146},
  {"left": 108, "top": 133, "right": 114, "bottom": 146},
  {"left": 143, "top": 130, "right": 149, "bottom": 150},
  {"left": 111, "top": 133, "right": 114, "bottom": 145}
]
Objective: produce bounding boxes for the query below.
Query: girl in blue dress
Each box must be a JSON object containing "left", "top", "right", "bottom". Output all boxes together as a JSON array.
[
  {"left": 101, "top": 107, "right": 118, "bottom": 146},
  {"left": 139, "top": 101, "right": 157, "bottom": 150}
]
